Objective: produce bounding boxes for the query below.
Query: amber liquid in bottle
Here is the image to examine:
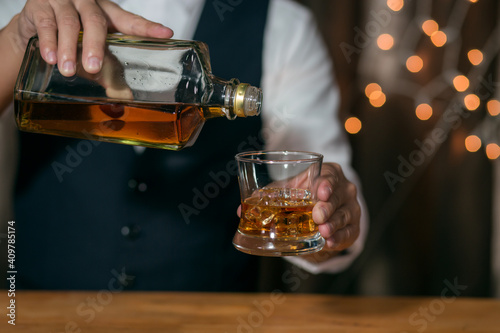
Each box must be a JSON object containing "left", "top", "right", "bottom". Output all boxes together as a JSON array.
[
  {"left": 239, "top": 188, "right": 318, "bottom": 239},
  {"left": 14, "top": 99, "right": 225, "bottom": 150}
]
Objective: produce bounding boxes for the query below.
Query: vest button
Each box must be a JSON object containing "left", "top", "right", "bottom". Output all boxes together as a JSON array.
[
  {"left": 121, "top": 224, "right": 141, "bottom": 240},
  {"left": 128, "top": 179, "right": 137, "bottom": 189},
  {"left": 137, "top": 182, "right": 148, "bottom": 192},
  {"left": 128, "top": 179, "right": 148, "bottom": 192}
]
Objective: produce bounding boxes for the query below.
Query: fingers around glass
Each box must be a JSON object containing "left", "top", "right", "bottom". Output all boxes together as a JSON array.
[
  {"left": 315, "top": 176, "right": 334, "bottom": 202},
  {"left": 28, "top": 4, "right": 58, "bottom": 64},
  {"left": 52, "top": 1, "right": 82, "bottom": 76},
  {"left": 77, "top": 1, "right": 109, "bottom": 73},
  {"left": 318, "top": 206, "right": 351, "bottom": 239},
  {"left": 328, "top": 224, "right": 359, "bottom": 250},
  {"left": 24, "top": 0, "right": 173, "bottom": 77}
]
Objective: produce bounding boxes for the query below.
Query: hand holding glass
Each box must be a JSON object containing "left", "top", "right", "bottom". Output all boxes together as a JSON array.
[{"left": 233, "top": 151, "right": 325, "bottom": 256}]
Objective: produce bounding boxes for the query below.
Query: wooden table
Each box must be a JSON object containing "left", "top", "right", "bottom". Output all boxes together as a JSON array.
[{"left": 2, "top": 291, "right": 500, "bottom": 332}]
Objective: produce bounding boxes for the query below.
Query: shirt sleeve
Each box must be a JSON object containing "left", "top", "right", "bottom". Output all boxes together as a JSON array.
[
  {"left": 261, "top": 0, "right": 369, "bottom": 274},
  {"left": 0, "top": 1, "right": 26, "bottom": 29}
]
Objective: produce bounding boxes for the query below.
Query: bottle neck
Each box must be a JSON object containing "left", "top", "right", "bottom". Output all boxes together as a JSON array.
[{"left": 206, "top": 76, "right": 262, "bottom": 120}]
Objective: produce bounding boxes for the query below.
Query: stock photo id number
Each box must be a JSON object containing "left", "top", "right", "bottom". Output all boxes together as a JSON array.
[{"left": 5, "top": 220, "right": 16, "bottom": 326}]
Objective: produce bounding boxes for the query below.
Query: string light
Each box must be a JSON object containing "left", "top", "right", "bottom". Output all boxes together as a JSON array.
[
  {"left": 357, "top": 0, "right": 498, "bottom": 164},
  {"left": 377, "top": 34, "right": 395, "bottom": 50},
  {"left": 430, "top": 31, "right": 447, "bottom": 47},
  {"left": 365, "top": 83, "right": 382, "bottom": 99},
  {"left": 467, "top": 49, "right": 483, "bottom": 65},
  {"left": 464, "top": 94, "right": 480, "bottom": 111},
  {"left": 465, "top": 135, "right": 482, "bottom": 152},
  {"left": 345, "top": 117, "right": 362, "bottom": 134},
  {"left": 369, "top": 89, "right": 384, "bottom": 100},
  {"left": 422, "top": 20, "right": 439, "bottom": 36},
  {"left": 370, "top": 92, "right": 387, "bottom": 107},
  {"left": 486, "top": 99, "right": 500, "bottom": 116},
  {"left": 387, "top": 0, "right": 404, "bottom": 12},
  {"left": 406, "top": 55, "right": 424, "bottom": 73},
  {"left": 415, "top": 103, "right": 433, "bottom": 120},
  {"left": 452, "top": 75, "right": 470, "bottom": 92},
  {"left": 485, "top": 143, "right": 500, "bottom": 160},
  {"left": 364, "top": 83, "right": 386, "bottom": 107}
]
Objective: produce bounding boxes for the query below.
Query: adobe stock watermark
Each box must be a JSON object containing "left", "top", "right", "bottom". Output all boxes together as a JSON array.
[
  {"left": 340, "top": 5, "right": 401, "bottom": 64},
  {"left": 401, "top": 277, "right": 467, "bottom": 333},
  {"left": 213, "top": 0, "right": 246, "bottom": 22},
  {"left": 229, "top": 255, "right": 321, "bottom": 333},
  {"left": 229, "top": 289, "right": 286, "bottom": 333},
  {"left": 384, "top": 102, "right": 470, "bottom": 192},
  {"left": 53, "top": 267, "right": 134, "bottom": 333},
  {"left": 385, "top": 73, "right": 499, "bottom": 192},
  {"left": 51, "top": 105, "right": 131, "bottom": 183},
  {"left": 178, "top": 106, "right": 296, "bottom": 224}
]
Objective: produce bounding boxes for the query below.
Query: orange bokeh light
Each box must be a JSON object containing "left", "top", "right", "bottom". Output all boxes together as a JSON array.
[
  {"left": 453, "top": 75, "right": 470, "bottom": 92},
  {"left": 430, "top": 31, "right": 447, "bottom": 47},
  {"left": 345, "top": 117, "right": 362, "bottom": 134},
  {"left": 487, "top": 99, "right": 500, "bottom": 116},
  {"left": 406, "top": 55, "right": 424, "bottom": 73},
  {"left": 422, "top": 20, "right": 439, "bottom": 36},
  {"left": 377, "top": 34, "right": 395, "bottom": 50},
  {"left": 370, "top": 92, "right": 387, "bottom": 108},
  {"left": 365, "top": 83, "right": 382, "bottom": 99},
  {"left": 465, "top": 135, "right": 481, "bottom": 152},
  {"left": 464, "top": 94, "right": 480, "bottom": 111},
  {"left": 486, "top": 143, "right": 500, "bottom": 160},
  {"left": 468, "top": 49, "right": 483, "bottom": 66},
  {"left": 387, "top": 0, "right": 404, "bottom": 12},
  {"left": 415, "top": 103, "right": 433, "bottom": 120}
]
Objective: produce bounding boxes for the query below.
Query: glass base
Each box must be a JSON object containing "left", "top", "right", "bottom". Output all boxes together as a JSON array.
[{"left": 232, "top": 230, "right": 325, "bottom": 257}]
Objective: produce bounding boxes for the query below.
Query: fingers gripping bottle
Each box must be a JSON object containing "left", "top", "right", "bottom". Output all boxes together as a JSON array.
[{"left": 14, "top": 34, "right": 262, "bottom": 150}]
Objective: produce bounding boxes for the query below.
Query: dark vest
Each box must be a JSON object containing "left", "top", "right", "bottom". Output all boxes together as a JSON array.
[{"left": 15, "top": 0, "right": 269, "bottom": 291}]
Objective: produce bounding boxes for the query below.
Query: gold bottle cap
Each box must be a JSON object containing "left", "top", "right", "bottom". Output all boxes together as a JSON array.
[{"left": 234, "top": 83, "right": 262, "bottom": 117}]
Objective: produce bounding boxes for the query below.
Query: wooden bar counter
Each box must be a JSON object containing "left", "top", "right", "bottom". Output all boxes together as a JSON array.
[{"left": 2, "top": 291, "right": 500, "bottom": 332}]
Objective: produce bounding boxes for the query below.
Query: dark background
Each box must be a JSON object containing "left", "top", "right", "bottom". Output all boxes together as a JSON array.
[{"left": 259, "top": 0, "right": 498, "bottom": 297}]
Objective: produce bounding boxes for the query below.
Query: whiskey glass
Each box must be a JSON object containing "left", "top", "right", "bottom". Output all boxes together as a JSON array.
[{"left": 233, "top": 151, "right": 325, "bottom": 256}]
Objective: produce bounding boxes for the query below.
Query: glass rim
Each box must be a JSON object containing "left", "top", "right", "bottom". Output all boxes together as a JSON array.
[{"left": 235, "top": 150, "right": 323, "bottom": 164}]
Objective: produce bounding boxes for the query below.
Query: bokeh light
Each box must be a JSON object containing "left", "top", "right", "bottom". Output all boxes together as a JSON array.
[
  {"left": 406, "top": 55, "right": 424, "bottom": 73},
  {"left": 464, "top": 94, "right": 480, "bottom": 111},
  {"left": 365, "top": 83, "right": 383, "bottom": 100},
  {"left": 430, "top": 31, "right": 447, "bottom": 47},
  {"left": 377, "top": 34, "right": 395, "bottom": 50},
  {"left": 415, "top": 103, "right": 433, "bottom": 120},
  {"left": 486, "top": 143, "right": 500, "bottom": 160},
  {"left": 467, "top": 49, "right": 483, "bottom": 66},
  {"left": 422, "top": 20, "right": 439, "bottom": 36},
  {"left": 486, "top": 99, "right": 500, "bottom": 116},
  {"left": 453, "top": 75, "right": 470, "bottom": 92},
  {"left": 365, "top": 83, "right": 381, "bottom": 97},
  {"left": 465, "top": 135, "right": 481, "bottom": 152},
  {"left": 370, "top": 92, "right": 387, "bottom": 107},
  {"left": 345, "top": 117, "right": 362, "bottom": 134},
  {"left": 387, "top": 0, "right": 404, "bottom": 12}
]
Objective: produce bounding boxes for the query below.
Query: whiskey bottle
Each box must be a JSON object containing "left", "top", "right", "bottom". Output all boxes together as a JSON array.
[{"left": 14, "top": 34, "right": 262, "bottom": 150}]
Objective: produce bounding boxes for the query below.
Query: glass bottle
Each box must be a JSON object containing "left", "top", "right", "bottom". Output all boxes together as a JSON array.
[{"left": 14, "top": 34, "right": 262, "bottom": 150}]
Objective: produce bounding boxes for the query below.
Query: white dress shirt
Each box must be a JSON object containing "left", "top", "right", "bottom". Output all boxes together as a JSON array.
[{"left": 0, "top": 0, "right": 368, "bottom": 275}]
